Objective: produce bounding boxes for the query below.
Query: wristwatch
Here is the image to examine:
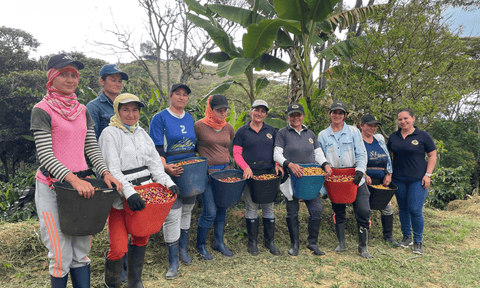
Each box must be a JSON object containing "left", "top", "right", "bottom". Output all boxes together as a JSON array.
[{"left": 425, "top": 172, "right": 433, "bottom": 177}]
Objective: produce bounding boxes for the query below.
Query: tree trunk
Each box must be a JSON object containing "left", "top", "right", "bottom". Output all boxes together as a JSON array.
[{"left": 1, "top": 152, "right": 9, "bottom": 183}]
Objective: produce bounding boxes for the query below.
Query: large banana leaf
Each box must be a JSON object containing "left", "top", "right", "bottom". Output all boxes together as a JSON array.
[
  {"left": 204, "top": 51, "right": 232, "bottom": 64},
  {"left": 273, "top": 0, "right": 310, "bottom": 34},
  {"left": 264, "top": 117, "right": 287, "bottom": 129},
  {"left": 216, "top": 58, "right": 254, "bottom": 77},
  {"left": 208, "top": 4, "right": 265, "bottom": 27},
  {"left": 255, "top": 77, "right": 270, "bottom": 96},
  {"left": 247, "top": 0, "right": 276, "bottom": 18},
  {"left": 306, "top": 0, "right": 340, "bottom": 24},
  {"left": 276, "top": 29, "right": 295, "bottom": 48},
  {"left": 200, "top": 80, "right": 237, "bottom": 105},
  {"left": 186, "top": 13, "right": 241, "bottom": 58},
  {"left": 243, "top": 19, "right": 302, "bottom": 59},
  {"left": 252, "top": 54, "right": 290, "bottom": 72},
  {"left": 184, "top": 0, "right": 209, "bottom": 16},
  {"left": 316, "top": 36, "right": 370, "bottom": 60}
]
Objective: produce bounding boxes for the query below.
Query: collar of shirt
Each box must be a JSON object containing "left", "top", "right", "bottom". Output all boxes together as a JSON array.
[
  {"left": 395, "top": 126, "right": 419, "bottom": 137},
  {"left": 246, "top": 121, "right": 267, "bottom": 132},
  {"left": 98, "top": 92, "right": 114, "bottom": 105},
  {"left": 326, "top": 122, "right": 348, "bottom": 138},
  {"left": 287, "top": 123, "right": 308, "bottom": 135},
  {"left": 166, "top": 107, "right": 186, "bottom": 119}
]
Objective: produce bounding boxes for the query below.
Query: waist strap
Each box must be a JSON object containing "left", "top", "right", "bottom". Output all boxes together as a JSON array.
[
  {"left": 130, "top": 175, "right": 152, "bottom": 186},
  {"left": 246, "top": 160, "right": 273, "bottom": 167},
  {"left": 166, "top": 149, "right": 195, "bottom": 157},
  {"left": 39, "top": 166, "right": 94, "bottom": 179},
  {"left": 208, "top": 162, "right": 230, "bottom": 170},
  {"left": 122, "top": 166, "right": 148, "bottom": 175}
]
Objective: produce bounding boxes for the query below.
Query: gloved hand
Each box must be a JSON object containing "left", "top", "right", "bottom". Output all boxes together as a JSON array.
[
  {"left": 353, "top": 171, "right": 364, "bottom": 185},
  {"left": 168, "top": 185, "right": 181, "bottom": 195},
  {"left": 126, "top": 193, "right": 145, "bottom": 211}
]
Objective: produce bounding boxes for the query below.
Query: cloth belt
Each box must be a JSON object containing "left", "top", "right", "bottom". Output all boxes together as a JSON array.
[
  {"left": 208, "top": 162, "right": 230, "bottom": 170},
  {"left": 39, "top": 166, "right": 95, "bottom": 179},
  {"left": 246, "top": 160, "right": 273, "bottom": 167},
  {"left": 166, "top": 149, "right": 195, "bottom": 157},
  {"left": 122, "top": 166, "right": 151, "bottom": 186}
]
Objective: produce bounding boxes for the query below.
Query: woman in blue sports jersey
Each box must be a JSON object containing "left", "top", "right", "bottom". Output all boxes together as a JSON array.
[{"left": 149, "top": 83, "right": 196, "bottom": 279}]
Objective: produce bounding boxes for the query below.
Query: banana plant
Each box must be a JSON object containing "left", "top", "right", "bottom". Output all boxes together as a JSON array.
[{"left": 184, "top": 0, "right": 291, "bottom": 105}]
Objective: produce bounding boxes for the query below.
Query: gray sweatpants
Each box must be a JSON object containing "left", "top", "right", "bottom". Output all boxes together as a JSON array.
[
  {"left": 35, "top": 180, "right": 91, "bottom": 278},
  {"left": 162, "top": 203, "right": 195, "bottom": 243}
]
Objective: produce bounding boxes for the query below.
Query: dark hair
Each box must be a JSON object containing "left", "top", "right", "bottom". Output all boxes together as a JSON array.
[
  {"left": 101, "top": 75, "right": 108, "bottom": 81},
  {"left": 398, "top": 108, "right": 414, "bottom": 117}
]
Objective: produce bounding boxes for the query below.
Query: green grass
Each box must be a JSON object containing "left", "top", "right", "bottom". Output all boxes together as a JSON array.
[{"left": 1, "top": 199, "right": 479, "bottom": 287}]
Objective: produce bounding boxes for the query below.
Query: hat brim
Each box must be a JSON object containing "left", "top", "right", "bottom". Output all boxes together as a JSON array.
[
  {"left": 52, "top": 61, "right": 85, "bottom": 70},
  {"left": 252, "top": 104, "right": 269, "bottom": 111},
  {"left": 212, "top": 104, "right": 230, "bottom": 109},
  {"left": 104, "top": 72, "right": 129, "bottom": 81},
  {"left": 363, "top": 120, "right": 381, "bottom": 125},
  {"left": 287, "top": 110, "right": 304, "bottom": 115},
  {"left": 330, "top": 107, "right": 346, "bottom": 112},
  {"left": 171, "top": 85, "right": 191, "bottom": 94},
  {"left": 119, "top": 100, "right": 145, "bottom": 108}
]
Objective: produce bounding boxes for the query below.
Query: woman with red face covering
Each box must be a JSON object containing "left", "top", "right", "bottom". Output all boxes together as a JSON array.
[{"left": 31, "top": 54, "right": 122, "bottom": 288}]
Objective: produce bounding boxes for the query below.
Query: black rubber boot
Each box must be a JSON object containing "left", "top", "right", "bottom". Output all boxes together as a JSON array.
[
  {"left": 104, "top": 256, "right": 123, "bottom": 288},
  {"left": 358, "top": 227, "right": 372, "bottom": 259},
  {"left": 286, "top": 216, "right": 299, "bottom": 256},
  {"left": 381, "top": 214, "right": 400, "bottom": 247},
  {"left": 70, "top": 265, "right": 90, "bottom": 288},
  {"left": 306, "top": 219, "right": 325, "bottom": 256},
  {"left": 127, "top": 244, "right": 146, "bottom": 288},
  {"left": 179, "top": 229, "right": 192, "bottom": 264},
  {"left": 246, "top": 218, "right": 259, "bottom": 256},
  {"left": 335, "top": 223, "right": 346, "bottom": 252},
  {"left": 50, "top": 274, "right": 68, "bottom": 288},
  {"left": 196, "top": 226, "right": 213, "bottom": 260},
  {"left": 165, "top": 240, "right": 179, "bottom": 279},
  {"left": 212, "top": 219, "right": 233, "bottom": 257},
  {"left": 263, "top": 218, "right": 280, "bottom": 255}
]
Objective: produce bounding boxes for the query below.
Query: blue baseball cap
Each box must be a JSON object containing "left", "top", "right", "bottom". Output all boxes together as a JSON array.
[{"left": 99, "top": 64, "right": 129, "bottom": 80}]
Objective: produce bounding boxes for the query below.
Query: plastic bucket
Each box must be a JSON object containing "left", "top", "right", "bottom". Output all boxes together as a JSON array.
[
  {"left": 368, "top": 178, "right": 398, "bottom": 210},
  {"left": 168, "top": 156, "right": 208, "bottom": 197},
  {"left": 54, "top": 178, "right": 117, "bottom": 236},
  {"left": 210, "top": 169, "right": 246, "bottom": 208},
  {"left": 324, "top": 168, "right": 358, "bottom": 204},
  {"left": 290, "top": 164, "right": 325, "bottom": 200},
  {"left": 248, "top": 174, "right": 281, "bottom": 204},
  {"left": 124, "top": 183, "right": 177, "bottom": 237}
]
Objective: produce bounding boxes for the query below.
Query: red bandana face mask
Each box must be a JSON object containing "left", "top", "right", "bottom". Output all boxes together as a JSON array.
[{"left": 200, "top": 95, "right": 227, "bottom": 130}]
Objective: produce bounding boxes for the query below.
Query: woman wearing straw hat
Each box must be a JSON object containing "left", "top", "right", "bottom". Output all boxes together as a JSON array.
[
  {"left": 98, "top": 93, "right": 180, "bottom": 287},
  {"left": 233, "top": 100, "right": 284, "bottom": 256},
  {"left": 360, "top": 114, "right": 399, "bottom": 247},
  {"left": 387, "top": 109, "right": 437, "bottom": 255},
  {"left": 149, "top": 83, "right": 196, "bottom": 279},
  {"left": 317, "top": 100, "right": 372, "bottom": 259},
  {"left": 31, "top": 54, "right": 122, "bottom": 288},
  {"left": 195, "top": 94, "right": 235, "bottom": 260},
  {"left": 274, "top": 103, "right": 332, "bottom": 257}
]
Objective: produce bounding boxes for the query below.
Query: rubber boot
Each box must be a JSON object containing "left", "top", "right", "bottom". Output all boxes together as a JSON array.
[
  {"left": 335, "top": 223, "right": 345, "bottom": 252},
  {"left": 358, "top": 227, "right": 372, "bottom": 259},
  {"left": 104, "top": 255, "right": 123, "bottom": 288},
  {"left": 179, "top": 229, "right": 192, "bottom": 264},
  {"left": 127, "top": 244, "right": 146, "bottom": 288},
  {"left": 196, "top": 226, "right": 213, "bottom": 260},
  {"left": 306, "top": 219, "right": 325, "bottom": 256},
  {"left": 246, "top": 218, "right": 259, "bottom": 256},
  {"left": 70, "top": 265, "right": 90, "bottom": 288},
  {"left": 212, "top": 219, "right": 233, "bottom": 257},
  {"left": 120, "top": 254, "right": 127, "bottom": 283},
  {"left": 50, "top": 274, "right": 68, "bottom": 288},
  {"left": 286, "top": 216, "right": 299, "bottom": 256},
  {"left": 165, "top": 240, "right": 179, "bottom": 279},
  {"left": 263, "top": 218, "right": 280, "bottom": 255},
  {"left": 381, "top": 214, "right": 400, "bottom": 247}
]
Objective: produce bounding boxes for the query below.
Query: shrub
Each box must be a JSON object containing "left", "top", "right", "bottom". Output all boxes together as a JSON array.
[
  {"left": 0, "top": 165, "right": 37, "bottom": 222},
  {"left": 427, "top": 166, "right": 472, "bottom": 209}
]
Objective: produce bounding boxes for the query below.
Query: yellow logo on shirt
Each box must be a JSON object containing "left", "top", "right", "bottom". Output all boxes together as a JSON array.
[
  {"left": 309, "top": 138, "right": 314, "bottom": 144},
  {"left": 266, "top": 133, "right": 272, "bottom": 139},
  {"left": 411, "top": 139, "right": 419, "bottom": 146}
]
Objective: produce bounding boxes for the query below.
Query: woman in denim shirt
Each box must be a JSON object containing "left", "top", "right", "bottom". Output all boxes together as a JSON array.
[{"left": 317, "top": 101, "right": 372, "bottom": 259}]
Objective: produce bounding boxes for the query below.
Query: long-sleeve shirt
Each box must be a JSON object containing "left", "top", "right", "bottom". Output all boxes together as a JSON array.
[
  {"left": 317, "top": 123, "right": 367, "bottom": 186},
  {"left": 99, "top": 125, "right": 175, "bottom": 209}
]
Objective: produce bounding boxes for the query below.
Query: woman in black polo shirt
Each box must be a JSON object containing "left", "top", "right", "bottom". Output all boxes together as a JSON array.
[
  {"left": 273, "top": 103, "right": 332, "bottom": 256},
  {"left": 233, "top": 100, "right": 284, "bottom": 256},
  {"left": 387, "top": 109, "right": 436, "bottom": 255}
]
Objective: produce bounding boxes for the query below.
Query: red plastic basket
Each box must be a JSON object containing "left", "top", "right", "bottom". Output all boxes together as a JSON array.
[
  {"left": 124, "top": 183, "right": 177, "bottom": 237},
  {"left": 324, "top": 168, "right": 358, "bottom": 204}
]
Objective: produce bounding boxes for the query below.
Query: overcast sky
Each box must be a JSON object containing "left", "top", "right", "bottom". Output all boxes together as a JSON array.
[{"left": 1, "top": 1, "right": 478, "bottom": 64}]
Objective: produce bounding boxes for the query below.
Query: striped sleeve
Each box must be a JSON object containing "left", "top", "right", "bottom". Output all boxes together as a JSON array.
[
  {"left": 84, "top": 128, "right": 108, "bottom": 177},
  {"left": 33, "top": 130, "right": 71, "bottom": 181}
]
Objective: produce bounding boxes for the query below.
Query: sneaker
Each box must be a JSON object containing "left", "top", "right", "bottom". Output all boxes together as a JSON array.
[
  {"left": 412, "top": 242, "right": 424, "bottom": 254},
  {"left": 398, "top": 235, "right": 413, "bottom": 248}
]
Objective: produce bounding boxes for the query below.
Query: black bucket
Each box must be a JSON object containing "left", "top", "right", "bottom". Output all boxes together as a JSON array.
[
  {"left": 168, "top": 156, "right": 208, "bottom": 197},
  {"left": 248, "top": 175, "right": 281, "bottom": 204},
  {"left": 54, "top": 178, "right": 117, "bottom": 236},
  {"left": 210, "top": 169, "right": 246, "bottom": 208},
  {"left": 368, "top": 178, "right": 397, "bottom": 210}
]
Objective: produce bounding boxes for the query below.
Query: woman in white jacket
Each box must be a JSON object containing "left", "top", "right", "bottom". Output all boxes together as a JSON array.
[{"left": 98, "top": 93, "right": 180, "bottom": 287}]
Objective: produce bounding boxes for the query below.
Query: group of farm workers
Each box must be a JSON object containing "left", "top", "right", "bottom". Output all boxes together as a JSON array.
[{"left": 31, "top": 54, "right": 437, "bottom": 288}]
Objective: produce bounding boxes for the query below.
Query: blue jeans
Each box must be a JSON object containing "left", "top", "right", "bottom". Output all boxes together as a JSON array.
[
  {"left": 393, "top": 176, "right": 428, "bottom": 243},
  {"left": 197, "top": 182, "right": 227, "bottom": 229}
]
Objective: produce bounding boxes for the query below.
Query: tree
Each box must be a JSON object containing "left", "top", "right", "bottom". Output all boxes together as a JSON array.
[
  {"left": 0, "top": 26, "right": 41, "bottom": 74},
  {"left": 326, "top": 0, "right": 478, "bottom": 125}
]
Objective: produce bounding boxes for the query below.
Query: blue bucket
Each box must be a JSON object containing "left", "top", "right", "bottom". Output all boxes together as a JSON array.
[
  {"left": 168, "top": 157, "right": 208, "bottom": 197},
  {"left": 290, "top": 163, "right": 325, "bottom": 200},
  {"left": 210, "top": 169, "right": 247, "bottom": 208}
]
